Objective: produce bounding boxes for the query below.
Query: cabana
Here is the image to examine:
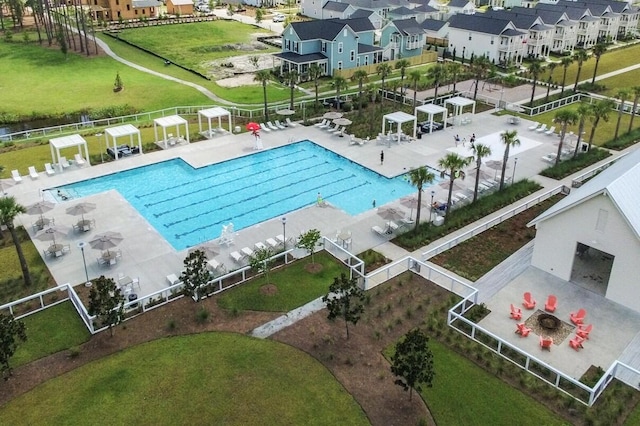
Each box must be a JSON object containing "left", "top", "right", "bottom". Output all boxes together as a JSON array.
[
  {"left": 415, "top": 104, "right": 448, "bottom": 133},
  {"left": 104, "top": 124, "right": 143, "bottom": 160},
  {"left": 198, "top": 107, "right": 232, "bottom": 137},
  {"left": 153, "top": 115, "right": 190, "bottom": 149},
  {"left": 49, "top": 134, "right": 90, "bottom": 172},
  {"left": 444, "top": 96, "right": 476, "bottom": 126},
  {"left": 382, "top": 111, "right": 417, "bottom": 141}
]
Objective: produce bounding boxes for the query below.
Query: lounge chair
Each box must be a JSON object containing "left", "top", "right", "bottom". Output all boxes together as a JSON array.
[
  {"left": 325, "top": 123, "right": 339, "bottom": 132},
  {"left": 11, "top": 169, "right": 22, "bottom": 183},
  {"left": 536, "top": 124, "right": 548, "bottom": 133},
  {"left": 241, "top": 247, "right": 254, "bottom": 258},
  {"left": 260, "top": 123, "right": 271, "bottom": 132},
  {"left": 515, "top": 323, "right": 531, "bottom": 337},
  {"left": 44, "top": 163, "right": 56, "bottom": 176},
  {"left": 522, "top": 292, "right": 536, "bottom": 310},
  {"left": 544, "top": 126, "right": 556, "bottom": 136},
  {"left": 28, "top": 166, "right": 39, "bottom": 180},
  {"left": 274, "top": 120, "right": 286, "bottom": 130},
  {"left": 570, "top": 308, "right": 586, "bottom": 325},
  {"left": 510, "top": 304, "right": 522, "bottom": 320},
  {"left": 206, "top": 258, "right": 227, "bottom": 276},
  {"left": 286, "top": 118, "right": 298, "bottom": 127},
  {"left": 541, "top": 153, "right": 557, "bottom": 163},
  {"left": 59, "top": 156, "right": 71, "bottom": 168},
  {"left": 166, "top": 273, "right": 180, "bottom": 285},
  {"left": 576, "top": 324, "right": 592, "bottom": 339},
  {"left": 540, "top": 336, "right": 553, "bottom": 351},
  {"left": 267, "top": 121, "right": 279, "bottom": 131},
  {"left": 315, "top": 119, "right": 328, "bottom": 128},
  {"left": 372, "top": 225, "right": 389, "bottom": 237},
  {"left": 229, "top": 251, "right": 244, "bottom": 263},
  {"left": 330, "top": 126, "right": 344, "bottom": 135},
  {"left": 74, "top": 153, "right": 86, "bottom": 165},
  {"left": 569, "top": 335, "right": 584, "bottom": 351},
  {"left": 544, "top": 295, "right": 557, "bottom": 312},
  {"left": 528, "top": 122, "right": 540, "bottom": 131},
  {"left": 266, "top": 237, "right": 281, "bottom": 249},
  {"left": 254, "top": 241, "right": 267, "bottom": 250}
]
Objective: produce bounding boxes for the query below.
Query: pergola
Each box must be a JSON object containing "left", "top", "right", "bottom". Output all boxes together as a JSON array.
[
  {"left": 382, "top": 111, "right": 417, "bottom": 140},
  {"left": 104, "top": 124, "right": 143, "bottom": 160},
  {"left": 49, "top": 134, "right": 90, "bottom": 172},
  {"left": 153, "top": 115, "right": 190, "bottom": 149},
  {"left": 198, "top": 107, "right": 232, "bottom": 137},
  {"left": 415, "top": 104, "right": 448, "bottom": 133},
  {"left": 444, "top": 96, "right": 476, "bottom": 126}
]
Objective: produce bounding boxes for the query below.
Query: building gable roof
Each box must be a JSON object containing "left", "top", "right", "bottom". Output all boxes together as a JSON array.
[
  {"left": 421, "top": 18, "right": 447, "bottom": 31},
  {"left": 484, "top": 10, "right": 551, "bottom": 29},
  {"left": 414, "top": 4, "right": 438, "bottom": 13},
  {"left": 389, "top": 17, "right": 425, "bottom": 35},
  {"left": 448, "top": 0, "right": 472, "bottom": 8},
  {"left": 513, "top": 6, "right": 574, "bottom": 26},
  {"left": 331, "top": 17, "right": 376, "bottom": 32},
  {"left": 289, "top": 18, "right": 373, "bottom": 41},
  {"left": 448, "top": 14, "right": 516, "bottom": 35},
  {"left": 323, "top": 1, "right": 351, "bottom": 12},
  {"left": 389, "top": 6, "right": 417, "bottom": 15},
  {"left": 350, "top": 8, "right": 375, "bottom": 18},
  {"left": 529, "top": 149, "right": 640, "bottom": 239},
  {"left": 343, "top": 0, "right": 412, "bottom": 9}
]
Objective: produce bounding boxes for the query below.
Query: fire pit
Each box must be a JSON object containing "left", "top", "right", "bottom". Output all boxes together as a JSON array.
[{"left": 538, "top": 313, "right": 561, "bottom": 331}]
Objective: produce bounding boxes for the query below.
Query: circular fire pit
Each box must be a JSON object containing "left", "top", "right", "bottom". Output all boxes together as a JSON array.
[{"left": 538, "top": 313, "right": 561, "bottom": 331}]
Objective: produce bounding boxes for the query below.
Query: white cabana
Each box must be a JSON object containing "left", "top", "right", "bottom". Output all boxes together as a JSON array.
[
  {"left": 444, "top": 96, "right": 476, "bottom": 126},
  {"left": 415, "top": 104, "right": 448, "bottom": 133},
  {"left": 49, "top": 134, "right": 90, "bottom": 172},
  {"left": 153, "top": 115, "right": 190, "bottom": 149},
  {"left": 104, "top": 124, "right": 143, "bottom": 160},
  {"left": 198, "top": 107, "right": 232, "bottom": 137},
  {"left": 382, "top": 111, "right": 417, "bottom": 141}
]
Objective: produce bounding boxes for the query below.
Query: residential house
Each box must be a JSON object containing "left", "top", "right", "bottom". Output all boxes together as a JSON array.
[
  {"left": 380, "top": 17, "right": 426, "bottom": 60},
  {"left": 167, "top": 0, "right": 194, "bottom": 15},
  {"left": 421, "top": 18, "right": 449, "bottom": 46},
  {"left": 528, "top": 148, "right": 640, "bottom": 315},
  {"left": 301, "top": 0, "right": 413, "bottom": 21},
  {"left": 321, "top": 1, "right": 356, "bottom": 20},
  {"left": 484, "top": 10, "right": 556, "bottom": 58},
  {"left": 413, "top": 3, "right": 442, "bottom": 21},
  {"left": 537, "top": 2, "right": 620, "bottom": 42},
  {"left": 275, "top": 18, "right": 382, "bottom": 78},
  {"left": 87, "top": 0, "right": 161, "bottom": 21},
  {"left": 512, "top": 7, "right": 578, "bottom": 53},
  {"left": 388, "top": 6, "right": 421, "bottom": 21},
  {"left": 445, "top": 0, "right": 476, "bottom": 16},
  {"left": 350, "top": 8, "right": 385, "bottom": 29},
  {"left": 447, "top": 14, "right": 527, "bottom": 67}
]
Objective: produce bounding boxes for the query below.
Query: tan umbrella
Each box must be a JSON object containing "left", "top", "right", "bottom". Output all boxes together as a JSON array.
[
  {"left": 333, "top": 118, "right": 352, "bottom": 126},
  {"left": 0, "top": 178, "right": 15, "bottom": 194},
  {"left": 323, "top": 111, "right": 343, "bottom": 120},
  {"left": 27, "top": 200, "right": 56, "bottom": 222},
  {"left": 35, "top": 224, "right": 70, "bottom": 246},
  {"left": 439, "top": 180, "right": 466, "bottom": 191},
  {"left": 90, "top": 231, "right": 124, "bottom": 255},
  {"left": 66, "top": 202, "right": 97, "bottom": 222},
  {"left": 188, "top": 243, "right": 219, "bottom": 260},
  {"left": 276, "top": 108, "right": 296, "bottom": 116},
  {"left": 400, "top": 196, "right": 425, "bottom": 220},
  {"left": 485, "top": 160, "right": 508, "bottom": 179}
]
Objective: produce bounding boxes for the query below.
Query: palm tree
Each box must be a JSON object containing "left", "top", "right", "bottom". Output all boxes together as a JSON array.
[
  {"left": 471, "top": 143, "right": 491, "bottom": 202},
  {"left": 573, "top": 102, "right": 592, "bottom": 158},
  {"left": 395, "top": 59, "right": 410, "bottom": 97},
  {"left": 0, "top": 196, "right": 32, "bottom": 287},
  {"left": 628, "top": 86, "right": 640, "bottom": 133},
  {"left": 283, "top": 69, "right": 299, "bottom": 110},
  {"left": 471, "top": 56, "right": 491, "bottom": 101},
  {"left": 308, "top": 64, "right": 323, "bottom": 107},
  {"left": 560, "top": 56, "right": 573, "bottom": 95},
  {"left": 591, "top": 43, "right": 607, "bottom": 84},
  {"left": 408, "top": 70, "right": 422, "bottom": 108},
  {"left": 553, "top": 110, "right": 579, "bottom": 166},
  {"left": 350, "top": 70, "right": 369, "bottom": 115},
  {"left": 254, "top": 69, "right": 271, "bottom": 122},
  {"left": 545, "top": 62, "right": 557, "bottom": 103},
  {"left": 437, "top": 153, "right": 471, "bottom": 218},
  {"left": 528, "top": 59, "right": 543, "bottom": 106},
  {"left": 331, "top": 75, "right": 348, "bottom": 112},
  {"left": 587, "top": 99, "right": 615, "bottom": 151},
  {"left": 447, "top": 61, "right": 462, "bottom": 93},
  {"left": 614, "top": 88, "right": 630, "bottom": 140},
  {"left": 407, "top": 166, "right": 435, "bottom": 232},
  {"left": 377, "top": 63, "right": 393, "bottom": 106},
  {"left": 499, "top": 130, "right": 520, "bottom": 190},
  {"left": 572, "top": 49, "right": 589, "bottom": 90},
  {"left": 427, "top": 64, "right": 446, "bottom": 104}
]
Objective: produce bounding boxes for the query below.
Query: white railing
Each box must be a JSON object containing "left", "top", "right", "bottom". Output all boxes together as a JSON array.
[
  {"left": 0, "top": 285, "right": 70, "bottom": 319},
  {"left": 571, "top": 152, "right": 628, "bottom": 188},
  {"left": 422, "top": 185, "right": 567, "bottom": 261}
]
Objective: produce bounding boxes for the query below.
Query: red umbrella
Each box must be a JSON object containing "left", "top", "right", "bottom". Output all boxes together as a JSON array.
[{"left": 246, "top": 122, "right": 261, "bottom": 131}]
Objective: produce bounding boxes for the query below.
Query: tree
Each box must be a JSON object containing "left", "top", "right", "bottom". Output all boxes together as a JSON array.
[
  {"left": 376, "top": 63, "right": 393, "bottom": 106},
  {"left": 255, "top": 8, "right": 263, "bottom": 23},
  {"left": 528, "top": 59, "right": 543, "bottom": 106},
  {"left": 590, "top": 43, "right": 607, "bottom": 84},
  {"left": 408, "top": 70, "right": 421, "bottom": 109},
  {"left": 471, "top": 143, "right": 492, "bottom": 202},
  {"left": 284, "top": 69, "right": 299, "bottom": 110},
  {"left": 322, "top": 273, "right": 365, "bottom": 339},
  {"left": 553, "top": 110, "right": 579, "bottom": 166},
  {"left": 614, "top": 88, "right": 630, "bottom": 140},
  {"left": 587, "top": 99, "right": 615, "bottom": 151},
  {"left": 427, "top": 63, "right": 446, "bottom": 104},
  {"left": 544, "top": 62, "right": 557, "bottom": 103},
  {"left": 0, "top": 313, "right": 27, "bottom": 379},
  {"left": 113, "top": 72, "right": 123, "bottom": 92},
  {"left": 0, "top": 196, "right": 31, "bottom": 287},
  {"left": 254, "top": 69, "right": 271, "bottom": 122},
  {"left": 331, "top": 75, "right": 348, "bottom": 112},
  {"left": 249, "top": 247, "right": 274, "bottom": 284},
  {"left": 437, "top": 153, "right": 471, "bottom": 218},
  {"left": 572, "top": 49, "right": 589, "bottom": 90},
  {"left": 447, "top": 61, "right": 462, "bottom": 93},
  {"left": 627, "top": 86, "right": 640, "bottom": 133},
  {"left": 180, "top": 249, "right": 210, "bottom": 301},
  {"left": 308, "top": 63, "right": 323, "bottom": 107},
  {"left": 573, "top": 102, "right": 592, "bottom": 158},
  {"left": 499, "top": 130, "right": 520, "bottom": 190},
  {"left": 249, "top": 55, "right": 260, "bottom": 70},
  {"left": 560, "top": 56, "right": 573, "bottom": 96},
  {"left": 296, "top": 228, "right": 321, "bottom": 265},
  {"left": 407, "top": 166, "right": 435, "bottom": 232},
  {"left": 395, "top": 59, "right": 410, "bottom": 97},
  {"left": 471, "top": 56, "right": 491, "bottom": 101},
  {"left": 390, "top": 328, "right": 434, "bottom": 401},
  {"left": 88, "top": 276, "right": 125, "bottom": 336},
  {"left": 350, "top": 70, "right": 368, "bottom": 115}
]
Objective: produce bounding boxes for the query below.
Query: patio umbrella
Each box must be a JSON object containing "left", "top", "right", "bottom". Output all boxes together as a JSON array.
[
  {"left": 246, "top": 122, "right": 261, "bottom": 132},
  {"left": 66, "top": 202, "right": 97, "bottom": 222},
  {"left": 439, "top": 180, "right": 466, "bottom": 191},
  {"left": 0, "top": 178, "right": 15, "bottom": 194},
  {"left": 90, "top": 231, "right": 124, "bottom": 255},
  {"left": 485, "top": 160, "right": 508, "bottom": 179},
  {"left": 188, "top": 242, "right": 219, "bottom": 260},
  {"left": 26, "top": 200, "right": 55, "bottom": 221},
  {"left": 400, "top": 196, "right": 424, "bottom": 220},
  {"left": 323, "top": 111, "right": 343, "bottom": 120},
  {"left": 35, "top": 224, "right": 70, "bottom": 247},
  {"left": 333, "top": 118, "right": 352, "bottom": 126},
  {"left": 276, "top": 108, "right": 295, "bottom": 116},
  {"left": 377, "top": 207, "right": 405, "bottom": 229}
]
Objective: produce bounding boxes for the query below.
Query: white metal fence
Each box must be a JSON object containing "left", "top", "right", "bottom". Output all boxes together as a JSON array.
[{"left": 570, "top": 151, "right": 629, "bottom": 188}]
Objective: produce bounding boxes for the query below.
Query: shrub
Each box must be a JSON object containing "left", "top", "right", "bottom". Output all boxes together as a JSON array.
[
  {"left": 167, "top": 318, "right": 177, "bottom": 330},
  {"left": 603, "top": 127, "right": 640, "bottom": 150},
  {"left": 195, "top": 307, "right": 210, "bottom": 324},
  {"left": 540, "top": 147, "right": 611, "bottom": 180}
]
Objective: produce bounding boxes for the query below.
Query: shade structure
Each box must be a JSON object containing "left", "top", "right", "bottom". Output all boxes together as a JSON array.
[
  {"left": 485, "top": 159, "right": 508, "bottom": 179},
  {"left": 104, "top": 124, "right": 143, "bottom": 160},
  {"left": 323, "top": 111, "right": 343, "bottom": 120},
  {"left": 66, "top": 202, "right": 97, "bottom": 222},
  {"left": 246, "top": 122, "right": 261, "bottom": 131},
  {"left": 35, "top": 224, "right": 70, "bottom": 246},
  {"left": 27, "top": 200, "right": 55, "bottom": 220},
  {"left": 444, "top": 96, "right": 476, "bottom": 126},
  {"left": 153, "top": 115, "right": 190, "bottom": 149},
  {"left": 90, "top": 231, "right": 124, "bottom": 253},
  {"left": 415, "top": 103, "right": 448, "bottom": 133},
  {"left": 276, "top": 109, "right": 296, "bottom": 116},
  {"left": 0, "top": 178, "right": 15, "bottom": 194},
  {"left": 198, "top": 107, "right": 232, "bottom": 136},
  {"left": 377, "top": 207, "right": 405, "bottom": 222},
  {"left": 333, "top": 118, "right": 352, "bottom": 126},
  {"left": 188, "top": 243, "right": 219, "bottom": 260},
  {"left": 382, "top": 111, "right": 417, "bottom": 140},
  {"left": 49, "top": 134, "right": 91, "bottom": 172},
  {"left": 400, "top": 196, "right": 424, "bottom": 220},
  {"left": 439, "top": 180, "right": 466, "bottom": 191}
]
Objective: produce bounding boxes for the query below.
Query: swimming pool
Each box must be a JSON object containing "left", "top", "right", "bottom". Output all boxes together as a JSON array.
[{"left": 61, "top": 141, "right": 426, "bottom": 250}]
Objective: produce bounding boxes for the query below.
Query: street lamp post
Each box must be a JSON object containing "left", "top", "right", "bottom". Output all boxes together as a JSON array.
[
  {"left": 77, "top": 241, "right": 90, "bottom": 286},
  {"left": 281, "top": 217, "right": 287, "bottom": 249},
  {"left": 512, "top": 157, "right": 518, "bottom": 185},
  {"left": 430, "top": 190, "right": 435, "bottom": 223}
]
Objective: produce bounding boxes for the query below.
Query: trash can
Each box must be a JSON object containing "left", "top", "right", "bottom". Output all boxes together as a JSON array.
[
  {"left": 234, "top": 125, "right": 241, "bottom": 133},
  {"left": 417, "top": 132, "right": 422, "bottom": 139},
  {"left": 128, "top": 293, "right": 138, "bottom": 308}
]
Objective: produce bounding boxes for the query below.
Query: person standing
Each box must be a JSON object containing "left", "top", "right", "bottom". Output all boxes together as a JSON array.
[{"left": 380, "top": 150, "right": 384, "bottom": 165}]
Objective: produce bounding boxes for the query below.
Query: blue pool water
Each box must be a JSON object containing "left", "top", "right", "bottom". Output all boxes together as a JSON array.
[{"left": 61, "top": 141, "right": 427, "bottom": 250}]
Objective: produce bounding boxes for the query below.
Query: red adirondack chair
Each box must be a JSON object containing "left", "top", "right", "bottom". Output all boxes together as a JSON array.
[
  {"left": 540, "top": 336, "right": 553, "bottom": 351},
  {"left": 510, "top": 304, "right": 522, "bottom": 320},
  {"left": 577, "top": 324, "right": 593, "bottom": 340},
  {"left": 544, "top": 295, "right": 557, "bottom": 313},
  {"left": 515, "top": 323, "right": 531, "bottom": 337},
  {"left": 523, "top": 292, "right": 536, "bottom": 309},
  {"left": 569, "top": 335, "right": 585, "bottom": 351},
  {"left": 570, "top": 308, "right": 586, "bottom": 325}
]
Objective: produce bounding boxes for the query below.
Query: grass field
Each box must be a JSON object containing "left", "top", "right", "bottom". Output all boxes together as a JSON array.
[
  {"left": 217, "top": 251, "right": 347, "bottom": 312},
  {"left": 0, "top": 333, "right": 369, "bottom": 425},
  {"left": 598, "top": 68, "right": 640, "bottom": 96},
  {"left": 11, "top": 301, "right": 91, "bottom": 367}
]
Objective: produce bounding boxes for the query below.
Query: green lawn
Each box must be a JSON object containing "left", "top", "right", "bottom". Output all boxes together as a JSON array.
[
  {"left": 11, "top": 301, "right": 91, "bottom": 368},
  {"left": 598, "top": 68, "right": 640, "bottom": 96},
  {"left": 0, "top": 333, "right": 369, "bottom": 425},
  {"left": 217, "top": 251, "right": 347, "bottom": 312}
]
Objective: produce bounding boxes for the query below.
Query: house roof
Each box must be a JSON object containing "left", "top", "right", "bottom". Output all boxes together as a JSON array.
[
  {"left": 344, "top": 0, "right": 412, "bottom": 9},
  {"left": 389, "top": 6, "right": 417, "bottom": 15},
  {"left": 330, "top": 17, "right": 376, "bottom": 32},
  {"left": 350, "top": 9, "right": 374, "bottom": 18},
  {"left": 323, "top": 1, "right": 351, "bottom": 12},
  {"left": 529, "top": 148, "right": 640, "bottom": 239},
  {"left": 289, "top": 18, "right": 373, "bottom": 41},
  {"left": 391, "top": 18, "right": 425, "bottom": 35},
  {"left": 421, "top": 18, "right": 447, "bottom": 31},
  {"left": 358, "top": 43, "right": 383, "bottom": 53},
  {"left": 513, "top": 6, "right": 574, "bottom": 26},
  {"left": 448, "top": 14, "right": 517, "bottom": 35},
  {"left": 448, "top": 0, "right": 472, "bottom": 8},
  {"left": 414, "top": 4, "right": 438, "bottom": 13},
  {"left": 169, "top": 0, "right": 193, "bottom": 5},
  {"left": 132, "top": 0, "right": 161, "bottom": 7},
  {"left": 485, "top": 10, "right": 553, "bottom": 30},
  {"left": 274, "top": 51, "right": 328, "bottom": 63}
]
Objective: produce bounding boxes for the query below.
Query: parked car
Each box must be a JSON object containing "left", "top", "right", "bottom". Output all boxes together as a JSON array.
[
  {"left": 273, "top": 13, "right": 286, "bottom": 22},
  {"left": 417, "top": 121, "right": 445, "bottom": 133},
  {"left": 323, "top": 97, "right": 348, "bottom": 109}
]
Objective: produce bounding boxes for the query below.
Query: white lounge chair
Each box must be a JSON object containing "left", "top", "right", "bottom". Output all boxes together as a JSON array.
[
  {"left": 241, "top": 247, "right": 254, "bottom": 258},
  {"left": 274, "top": 120, "right": 286, "bottom": 130},
  {"left": 206, "top": 258, "right": 227, "bottom": 275},
  {"left": 266, "top": 237, "right": 281, "bottom": 249},
  {"left": 255, "top": 241, "right": 267, "bottom": 250},
  {"left": 11, "top": 169, "right": 22, "bottom": 183},
  {"left": 528, "top": 122, "right": 540, "bottom": 131},
  {"left": 59, "top": 156, "right": 71, "bottom": 168},
  {"left": 260, "top": 123, "right": 271, "bottom": 132},
  {"left": 315, "top": 119, "right": 328, "bottom": 128},
  {"left": 166, "top": 273, "right": 180, "bottom": 285},
  {"left": 74, "top": 153, "right": 86, "bottom": 165},
  {"left": 372, "top": 225, "right": 389, "bottom": 237},
  {"left": 286, "top": 118, "right": 298, "bottom": 127},
  {"left": 267, "top": 121, "right": 279, "bottom": 131},
  {"left": 545, "top": 126, "right": 556, "bottom": 136},
  {"left": 536, "top": 124, "right": 548, "bottom": 133},
  {"left": 330, "top": 126, "right": 344, "bottom": 135},
  {"left": 542, "top": 153, "right": 557, "bottom": 163},
  {"left": 275, "top": 234, "right": 286, "bottom": 246},
  {"left": 229, "top": 251, "right": 244, "bottom": 263},
  {"left": 44, "top": 163, "right": 55, "bottom": 176},
  {"left": 325, "top": 123, "right": 338, "bottom": 132},
  {"left": 28, "top": 166, "right": 39, "bottom": 180}
]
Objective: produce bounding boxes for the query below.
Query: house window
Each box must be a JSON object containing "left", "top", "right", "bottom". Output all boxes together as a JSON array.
[
  {"left": 491, "top": 37, "right": 494, "bottom": 45},
  {"left": 135, "top": 9, "right": 138, "bottom": 14},
  {"left": 115, "top": 0, "right": 119, "bottom": 4},
  {"left": 338, "top": 42, "right": 343, "bottom": 53},
  {"left": 322, "top": 42, "right": 327, "bottom": 53},
  {"left": 350, "top": 50, "right": 355, "bottom": 61},
  {"left": 468, "top": 32, "right": 472, "bottom": 41},
  {"left": 294, "top": 42, "right": 299, "bottom": 53},
  {"left": 142, "top": 8, "right": 145, "bottom": 14},
  {"left": 126, "top": 4, "right": 130, "bottom": 10},
  {"left": 595, "top": 209, "right": 608, "bottom": 232},
  {"left": 94, "top": 0, "right": 97, "bottom": 4},
  {"left": 337, "top": 61, "right": 343, "bottom": 70},
  {"left": 343, "top": 29, "right": 347, "bottom": 37}
]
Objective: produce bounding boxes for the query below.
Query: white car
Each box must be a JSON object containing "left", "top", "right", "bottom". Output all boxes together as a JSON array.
[{"left": 272, "top": 13, "right": 285, "bottom": 22}]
